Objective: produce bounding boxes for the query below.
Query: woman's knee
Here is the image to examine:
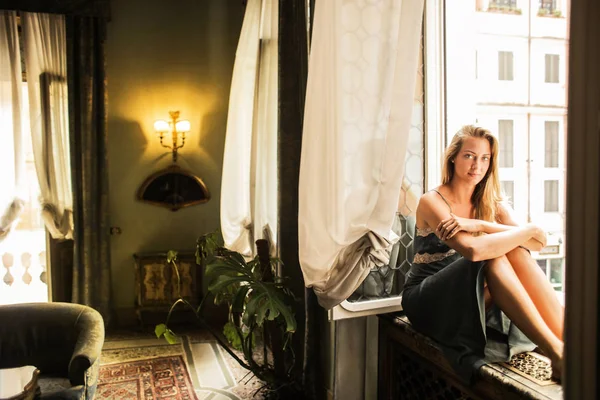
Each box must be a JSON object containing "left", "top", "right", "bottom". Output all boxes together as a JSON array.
[
  {"left": 488, "top": 255, "right": 509, "bottom": 265},
  {"left": 506, "top": 246, "right": 530, "bottom": 259},
  {"left": 485, "top": 255, "right": 511, "bottom": 273}
]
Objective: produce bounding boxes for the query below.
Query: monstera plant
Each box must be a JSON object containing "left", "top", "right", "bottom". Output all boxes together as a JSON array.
[{"left": 155, "top": 231, "right": 300, "bottom": 398}]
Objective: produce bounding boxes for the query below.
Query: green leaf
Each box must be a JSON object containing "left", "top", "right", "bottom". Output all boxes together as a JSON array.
[
  {"left": 223, "top": 321, "right": 243, "bottom": 350},
  {"left": 208, "top": 275, "right": 248, "bottom": 293},
  {"left": 166, "top": 250, "right": 178, "bottom": 263},
  {"left": 243, "top": 291, "right": 267, "bottom": 327},
  {"left": 232, "top": 285, "right": 251, "bottom": 314},
  {"left": 271, "top": 293, "right": 297, "bottom": 333},
  {"left": 164, "top": 329, "right": 179, "bottom": 344},
  {"left": 204, "top": 257, "right": 252, "bottom": 278},
  {"left": 155, "top": 323, "right": 167, "bottom": 338},
  {"left": 256, "top": 297, "right": 269, "bottom": 326},
  {"left": 224, "top": 251, "right": 248, "bottom": 269},
  {"left": 205, "top": 261, "right": 248, "bottom": 279}
]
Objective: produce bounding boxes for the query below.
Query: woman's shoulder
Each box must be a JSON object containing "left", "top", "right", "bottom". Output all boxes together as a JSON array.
[
  {"left": 417, "top": 189, "right": 448, "bottom": 214},
  {"left": 419, "top": 187, "right": 445, "bottom": 204}
]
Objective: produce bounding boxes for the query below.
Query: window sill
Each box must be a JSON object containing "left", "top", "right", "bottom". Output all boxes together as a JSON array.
[{"left": 378, "top": 313, "right": 563, "bottom": 400}]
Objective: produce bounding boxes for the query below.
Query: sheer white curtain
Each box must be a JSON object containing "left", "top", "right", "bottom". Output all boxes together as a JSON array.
[
  {"left": 299, "top": 0, "right": 425, "bottom": 309},
  {"left": 22, "top": 12, "right": 73, "bottom": 239},
  {"left": 0, "top": 11, "right": 26, "bottom": 241},
  {"left": 221, "top": 0, "right": 278, "bottom": 256}
]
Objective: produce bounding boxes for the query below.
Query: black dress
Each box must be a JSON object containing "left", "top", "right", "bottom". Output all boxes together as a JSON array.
[{"left": 401, "top": 190, "right": 536, "bottom": 384}]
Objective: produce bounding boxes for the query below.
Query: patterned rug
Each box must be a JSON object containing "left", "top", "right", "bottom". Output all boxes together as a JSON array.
[
  {"left": 97, "top": 355, "right": 198, "bottom": 400},
  {"left": 101, "top": 332, "right": 265, "bottom": 399}
]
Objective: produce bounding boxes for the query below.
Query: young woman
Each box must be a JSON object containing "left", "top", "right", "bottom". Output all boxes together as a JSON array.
[{"left": 401, "top": 125, "right": 564, "bottom": 383}]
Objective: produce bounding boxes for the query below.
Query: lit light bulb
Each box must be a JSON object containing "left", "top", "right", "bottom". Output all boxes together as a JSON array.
[
  {"left": 175, "top": 120, "right": 191, "bottom": 132},
  {"left": 154, "top": 120, "right": 169, "bottom": 132}
]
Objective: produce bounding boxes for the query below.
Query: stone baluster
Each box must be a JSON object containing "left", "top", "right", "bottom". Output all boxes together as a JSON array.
[
  {"left": 2, "top": 252, "right": 14, "bottom": 286},
  {"left": 21, "top": 252, "right": 32, "bottom": 285},
  {"left": 39, "top": 250, "right": 47, "bottom": 284}
]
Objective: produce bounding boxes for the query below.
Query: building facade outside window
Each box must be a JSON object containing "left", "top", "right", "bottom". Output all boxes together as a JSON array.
[{"left": 446, "top": 0, "right": 569, "bottom": 301}]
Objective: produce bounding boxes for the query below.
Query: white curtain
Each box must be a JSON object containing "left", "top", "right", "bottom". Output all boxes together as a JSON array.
[
  {"left": 221, "top": 0, "right": 279, "bottom": 257},
  {"left": 299, "top": 0, "right": 425, "bottom": 309},
  {"left": 22, "top": 12, "right": 73, "bottom": 239},
  {"left": 0, "top": 11, "right": 26, "bottom": 241}
]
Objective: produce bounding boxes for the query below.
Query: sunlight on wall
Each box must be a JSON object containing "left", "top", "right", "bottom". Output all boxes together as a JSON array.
[{"left": 106, "top": 0, "right": 245, "bottom": 310}]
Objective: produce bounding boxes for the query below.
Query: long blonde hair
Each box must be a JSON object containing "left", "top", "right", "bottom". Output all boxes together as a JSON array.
[{"left": 442, "top": 125, "right": 503, "bottom": 222}]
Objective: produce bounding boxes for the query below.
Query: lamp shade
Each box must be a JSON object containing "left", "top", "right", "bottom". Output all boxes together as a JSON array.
[
  {"left": 154, "top": 120, "right": 169, "bottom": 132},
  {"left": 175, "top": 120, "right": 191, "bottom": 132}
]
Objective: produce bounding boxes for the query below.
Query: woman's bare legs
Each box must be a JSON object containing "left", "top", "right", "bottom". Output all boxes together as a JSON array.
[
  {"left": 505, "top": 247, "right": 564, "bottom": 340},
  {"left": 485, "top": 255, "right": 563, "bottom": 376}
]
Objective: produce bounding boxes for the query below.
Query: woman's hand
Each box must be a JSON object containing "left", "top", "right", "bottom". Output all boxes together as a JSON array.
[
  {"left": 526, "top": 223, "right": 548, "bottom": 248},
  {"left": 437, "top": 214, "right": 482, "bottom": 241}
]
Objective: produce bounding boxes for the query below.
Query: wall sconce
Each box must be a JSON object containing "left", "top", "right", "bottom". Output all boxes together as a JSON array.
[{"left": 153, "top": 111, "right": 191, "bottom": 163}]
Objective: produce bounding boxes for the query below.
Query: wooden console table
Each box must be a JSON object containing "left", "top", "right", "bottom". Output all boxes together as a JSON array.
[{"left": 133, "top": 251, "right": 203, "bottom": 326}]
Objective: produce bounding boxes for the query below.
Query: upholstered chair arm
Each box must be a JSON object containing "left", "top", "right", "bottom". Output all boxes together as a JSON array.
[{"left": 68, "top": 307, "right": 105, "bottom": 386}]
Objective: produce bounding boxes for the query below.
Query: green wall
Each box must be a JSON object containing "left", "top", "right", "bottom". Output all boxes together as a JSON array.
[{"left": 106, "top": 0, "right": 244, "bottom": 311}]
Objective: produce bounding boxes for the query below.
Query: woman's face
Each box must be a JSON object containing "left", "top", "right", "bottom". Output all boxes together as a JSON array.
[{"left": 452, "top": 137, "right": 491, "bottom": 186}]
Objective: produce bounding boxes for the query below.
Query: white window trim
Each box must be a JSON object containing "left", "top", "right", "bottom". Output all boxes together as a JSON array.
[{"left": 424, "top": 0, "right": 446, "bottom": 192}]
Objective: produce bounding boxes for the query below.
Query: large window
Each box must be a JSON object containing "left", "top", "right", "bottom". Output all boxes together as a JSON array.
[
  {"left": 501, "top": 180, "right": 515, "bottom": 208},
  {"left": 332, "top": 0, "right": 569, "bottom": 319},
  {"left": 0, "top": 83, "right": 48, "bottom": 305},
  {"left": 446, "top": 0, "right": 568, "bottom": 297},
  {"left": 0, "top": 21, "right": 48, "bottom": 305}
]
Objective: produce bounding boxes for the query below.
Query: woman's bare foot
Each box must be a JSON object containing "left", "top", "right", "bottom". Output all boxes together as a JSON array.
[
  {"left": 551, "top": 359, "right": 562, "bottom": 381},
  {"left": 549, "top": 345, "right": 564, "bottom": 382}
]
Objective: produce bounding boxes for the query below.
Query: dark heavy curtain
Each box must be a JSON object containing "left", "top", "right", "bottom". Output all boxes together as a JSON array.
[
  {"left": 278, "top": 1, "right": 321, "bottom": 398},
  {"left": 0, "top": 0, "right": 112, "bottom": 323},
  {"left": 65, "top": 15, "right": 112, "bottom": 323}
]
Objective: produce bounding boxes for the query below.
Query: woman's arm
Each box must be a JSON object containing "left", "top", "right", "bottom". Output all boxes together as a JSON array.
[
  {"left": 436, "top": 204, "right": 546, "bottom": 251},
  {"left": 494, "top": 203, "right": 547, "bottom": 250},
  {"left": 418, "top": 193, "right": 538, "bottom": 261}
]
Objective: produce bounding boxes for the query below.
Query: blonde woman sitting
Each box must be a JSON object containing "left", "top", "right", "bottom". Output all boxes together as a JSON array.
[{"left": 401, "top": 125, "right": 564, "bottom": 383}]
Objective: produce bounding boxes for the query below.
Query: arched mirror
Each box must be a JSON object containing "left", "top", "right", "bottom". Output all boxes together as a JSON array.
[{"left": 136, "top": 165, "right": 210, "bottom": 211}]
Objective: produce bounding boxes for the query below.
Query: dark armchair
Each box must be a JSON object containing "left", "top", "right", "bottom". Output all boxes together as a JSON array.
[{"left": 0, "top": 302, "right": 105, "bottom": 399}]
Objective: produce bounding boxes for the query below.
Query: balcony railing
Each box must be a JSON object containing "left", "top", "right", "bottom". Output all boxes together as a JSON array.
[
  {"left": 482, "top": 0, "right": 521, "bottom": 14},
  {"left": 0, "top": 230, "right": 48, "bottom": 305}
]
